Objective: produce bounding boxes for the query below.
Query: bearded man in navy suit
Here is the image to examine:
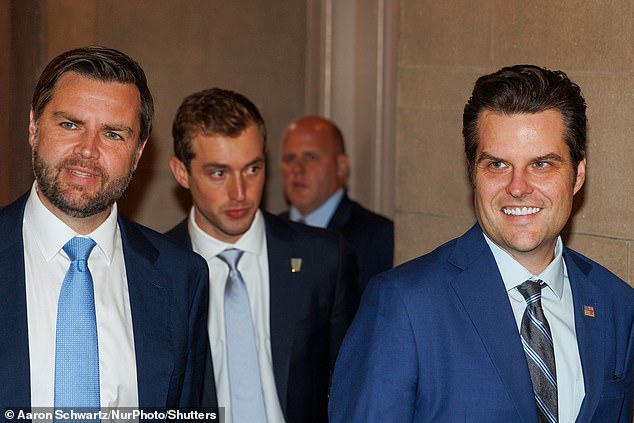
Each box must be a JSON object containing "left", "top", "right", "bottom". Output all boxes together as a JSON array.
[
  {"left": 166, "top": 88, "right": 358, "bottom": 423},
  {"left": 329, "top": 65, "right": 634, "bottom": 422},
  {"left": 0, "top": 46, "right": 209, "bottom": 416}
]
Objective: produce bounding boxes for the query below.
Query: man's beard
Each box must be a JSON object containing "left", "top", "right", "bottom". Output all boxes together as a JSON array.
[{"left": 32, "top": 145, "right": 135, "bottom": 219}]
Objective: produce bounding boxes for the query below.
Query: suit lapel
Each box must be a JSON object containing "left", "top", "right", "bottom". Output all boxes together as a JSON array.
[
  {"left": 0, "top": 195, "right": 31, "bottom": 408},
  {"left": 449, "top": 225, "right": 537, "bottom": 422},
  {"left": 119, "top": 217, "right": 173, "bottom": 408},
  {"left": 564, "top": 250, "right": 604, "bottom": 421},
  {"left": 264, "top": 214, "right": 301, "bottom": 414},
  {"left": 326, "top": 193, "right": 352, "bottom": 230}
]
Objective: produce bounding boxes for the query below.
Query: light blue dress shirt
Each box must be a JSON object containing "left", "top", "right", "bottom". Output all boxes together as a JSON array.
[
  {"left": 483, "top": 233, "right": 585, "bottom": 423},
  {"left": 289, "top": 188, "right": 344, "bottom": 228}
]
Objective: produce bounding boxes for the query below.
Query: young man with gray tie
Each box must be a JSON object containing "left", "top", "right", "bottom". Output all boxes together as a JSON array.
[{"left": 166, "top": 88, "right": 358, "bottom": 423}]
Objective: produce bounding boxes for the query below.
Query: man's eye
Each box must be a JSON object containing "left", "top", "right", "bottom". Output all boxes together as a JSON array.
[
  {"left": 246, "top": 165, "right": 261, "bottom": 175},
  {"left": 489, "top": 161, "right": 506, "bottom": 169},
  {"left": 105, "top": 131, "right": 123, "bottom": 140},
  {"left": 210, "top": 170, "right": 224, "bottom": 178},
  {"left": 60, "top": 122, "right": 77, "bottom": 130},
  {"left": 533, "top": 161, "right": 550, "bottom": 168},
  {"left": 303, "top": 152, "right": 319, "bottom": 162}
]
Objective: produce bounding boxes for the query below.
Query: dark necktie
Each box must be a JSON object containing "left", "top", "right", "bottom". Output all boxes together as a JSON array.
[
  {"left": 54, "top": 237, "right": 100, "bottom": 413},
  {"left": 517, "top": 279, "right": 558, "bottom": 423},
  {"left": 218, "top": 248, "right": 267, "bottom": 423}
]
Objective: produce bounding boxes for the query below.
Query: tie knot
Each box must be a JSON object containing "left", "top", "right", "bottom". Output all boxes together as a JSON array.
[
  {"left": 517, "top": 279, "right": 544, "bottom": 306},
  {"left": 63, "top": 237, "right": 97, "bottom": 263},
  {"left": 218, "top": 248, "right": 244, "bottom": 272}
]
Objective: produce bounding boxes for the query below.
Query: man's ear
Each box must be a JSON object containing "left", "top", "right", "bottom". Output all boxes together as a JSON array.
[
  {"left": 28, "top": 109, "right": 37, "bottom": 148},
  {"left": 169, "top": 156, "right": 191, "bottom": 189},
  {"left": 336, "top": 154, "right": 350, "bottom": 183},
  {"left": 573, "top": 157, "right": 586, "bottom": 195},
  {"left": 132, "top": 140, "right": 148, "bottom": 171}
]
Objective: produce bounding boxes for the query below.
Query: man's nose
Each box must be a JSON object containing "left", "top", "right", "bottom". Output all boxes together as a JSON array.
[
  {"left": 74, "top": 131, "right": 100, "bottom": 159},
  {"left": 506, "top": 168, "right": 533, "bottom": 198},
  {"left": 290, "top": 158, "right": 305, "bottom": 174},
  {"left": 229, "top": 175, "right": 246, "bottom": 201}
]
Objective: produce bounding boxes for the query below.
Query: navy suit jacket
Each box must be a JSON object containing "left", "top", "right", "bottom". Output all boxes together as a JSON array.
[
  {"left": 329, "top": 224, "right": 634, "bottom": 422},
  {"left": 166, "top": 211, "right": 359, "bottom": 423},
  {"left": 0, "top": 193, "right": 210, "bottom": 416},
  {"left": 281, "top": 193, "right": 393, "bottom": 291}
]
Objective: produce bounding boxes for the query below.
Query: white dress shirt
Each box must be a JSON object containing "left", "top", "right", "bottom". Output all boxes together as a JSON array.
[
  {"left": 188, "top": 208, "right": 285, "bottom": 423},
  {"left": 484, "top": 233, "right": 585, "bottom": 423},
  {"left": 289, "top": 188, "right": 344, "bottom": 228},
  {"left": 24, "top": 183, "right": 138, "bottom": 407}
]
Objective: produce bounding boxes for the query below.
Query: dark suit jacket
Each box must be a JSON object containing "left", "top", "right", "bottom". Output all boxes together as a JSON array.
[
  {"left": 329, "top": 224, "right": 634, "bottom": 422},
  {"left": 281, "top": 193, "right": 393, "bottom": 291},
  {"left": 0, "top": 193, "right": 210, "bottom": 416},
  {"left": 166, "top": 211, "right": 359, "bottom": 423}
]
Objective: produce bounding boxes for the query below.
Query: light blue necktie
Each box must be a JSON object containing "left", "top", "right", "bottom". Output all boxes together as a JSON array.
[
  {"left": 54, "top": 237, "right": 100, "bottom": 413},
  {"left": 219, "top": 249, "right": 267, "bottom": 423}
]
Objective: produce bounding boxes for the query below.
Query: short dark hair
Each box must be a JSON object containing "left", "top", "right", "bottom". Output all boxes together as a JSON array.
[
  {"left": 463, "top": 64, "right": 587, "bottom": 184},
  {"left": 31, "top": 45, "right": 154, "bottom": 146},
  {"left": 172, "top": 88, "right": 266, "bottom": 171}
]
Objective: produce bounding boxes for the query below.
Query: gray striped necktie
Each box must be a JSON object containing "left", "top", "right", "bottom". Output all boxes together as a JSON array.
[{"left": 517, "top": 279, "right": 558, "bottom": 423}]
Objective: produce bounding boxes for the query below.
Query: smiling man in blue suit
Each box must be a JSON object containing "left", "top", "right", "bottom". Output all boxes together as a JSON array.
[
  {"left": 329, "top": 65, "right": 634, "bottom": 422},
  {"left": 0, "top": 46, "right": 209, "bottom": 416}
]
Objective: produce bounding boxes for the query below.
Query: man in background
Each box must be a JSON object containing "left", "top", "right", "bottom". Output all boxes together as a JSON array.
[
  {"left": 166, "top": 88, "right": 358, "bottom": 423},
  {"left": 329, "top": 65, "right": 634, "bottom": 422},
  {"left": 0, "top": 46, "right": 209, "bottom": 414},
  {"left": 280, "top": 115, "right": 393, "bottom": 290}
]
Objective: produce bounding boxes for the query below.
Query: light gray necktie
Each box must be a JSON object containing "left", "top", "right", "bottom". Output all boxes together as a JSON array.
[{"left": 219, "top": 248, "right": 267, "bottom": 423}]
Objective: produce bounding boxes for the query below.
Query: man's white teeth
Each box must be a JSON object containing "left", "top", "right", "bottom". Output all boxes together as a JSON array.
[
  {"left": 70, "top": 169, "right": 92, "bottom": 177},
  {"left": 503, "top": 207, "right": 541, "bottom": 216}
]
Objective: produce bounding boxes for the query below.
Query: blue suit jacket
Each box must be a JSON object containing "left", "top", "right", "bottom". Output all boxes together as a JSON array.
[
  {"left": 281, "top": 193, "right": 394, "bottom": 291},
  {"left": 329, "top": 224, "right": 634, "bottom": 422},
  {"left": 166, "top": 211, "right": 359, "bottom": 423},
  {"left": 0, "top": 193, "right": 210, "bottom": 416}
]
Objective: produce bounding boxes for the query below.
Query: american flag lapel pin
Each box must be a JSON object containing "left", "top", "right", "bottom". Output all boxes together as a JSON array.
[
  {"left": 290, "top": 258, "right": 303, "bottom": 273},
  {"left": 583, "top": 305, "right": 595, "bottom": 318}
]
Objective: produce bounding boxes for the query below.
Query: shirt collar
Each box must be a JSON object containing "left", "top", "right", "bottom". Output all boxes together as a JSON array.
[
  {"left": 482, "top": 231, "right": 564, "bottom": 299},
  {"left": 25, "top": 182, "right": 118, "bottom": 263},
  {"left": 289, "top": 188, "right": 344, "bottom": 228},
  {"left": 189, "top": 207, "right": 265, "bottom": 260}
]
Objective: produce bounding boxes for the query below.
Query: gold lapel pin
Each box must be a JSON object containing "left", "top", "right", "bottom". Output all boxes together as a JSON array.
[{"left": 290, "top": 258, "right": 303, "bottom": 273}]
